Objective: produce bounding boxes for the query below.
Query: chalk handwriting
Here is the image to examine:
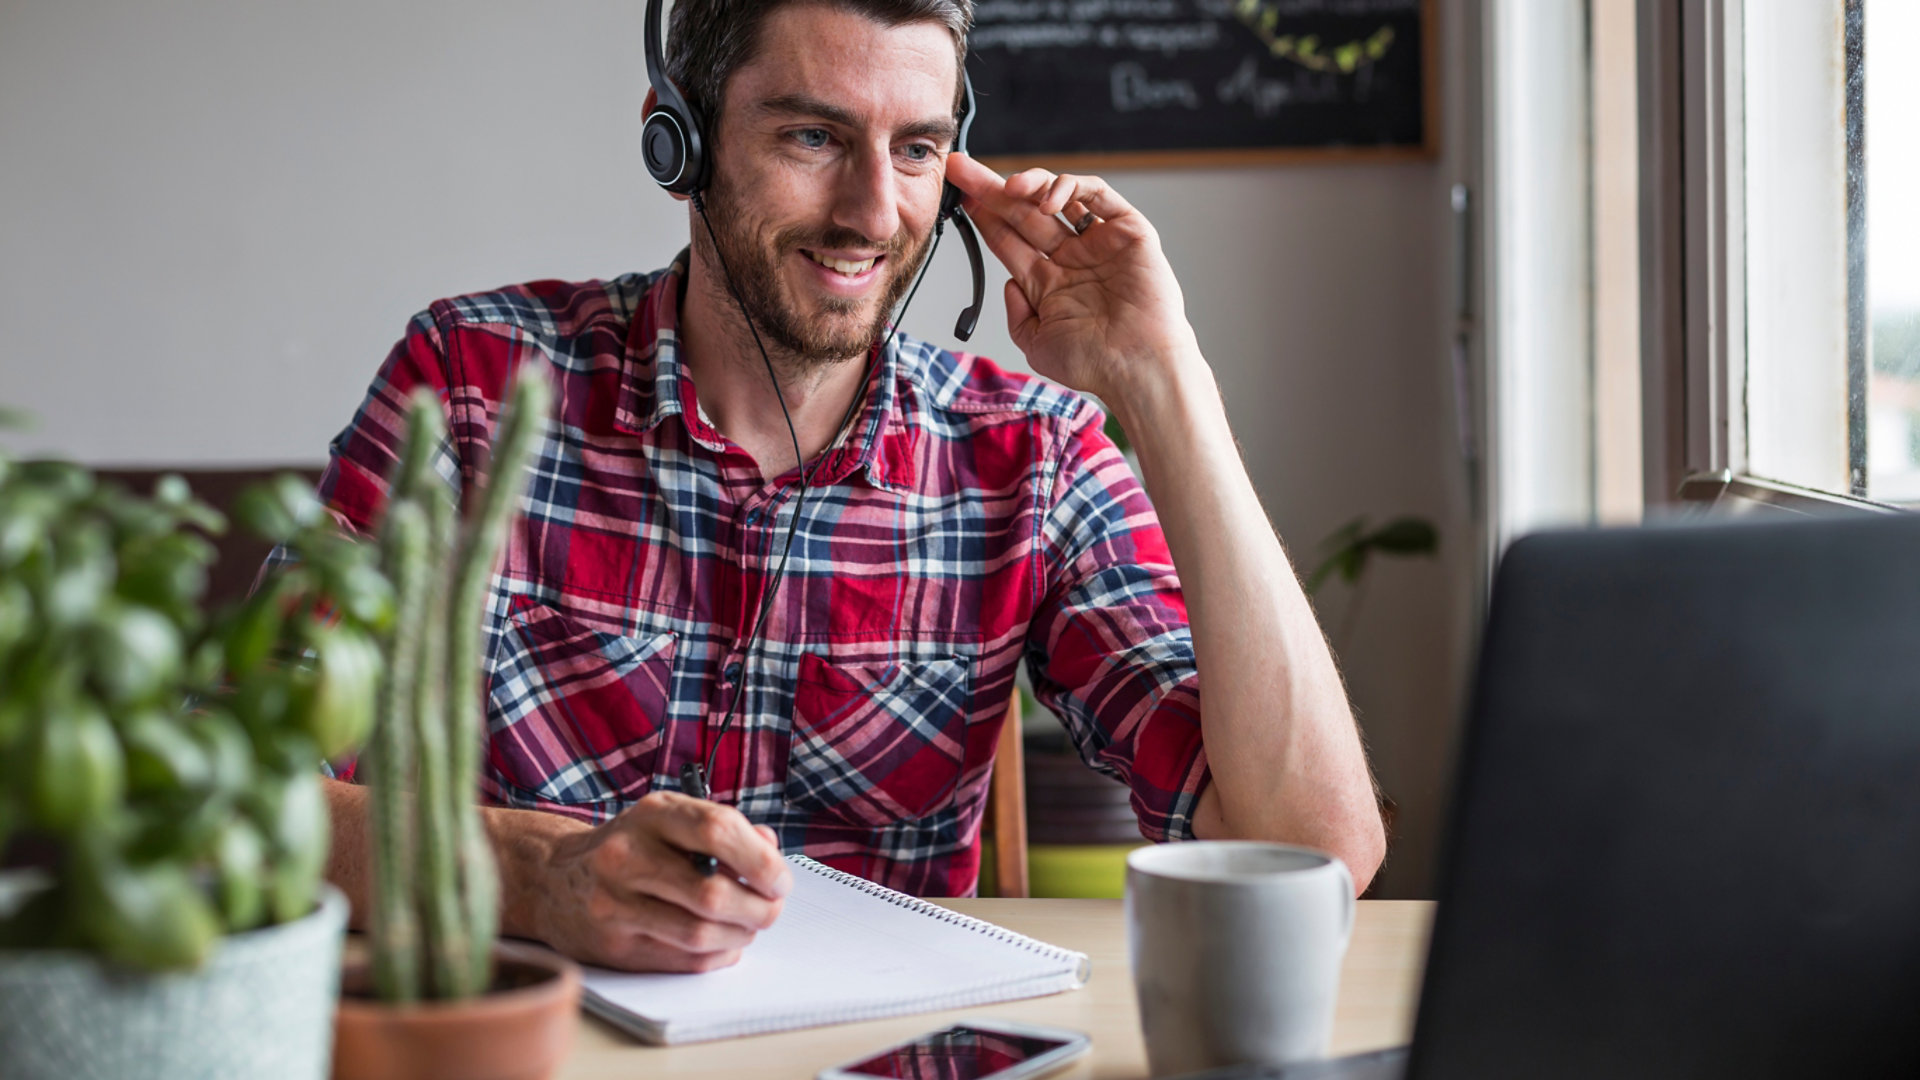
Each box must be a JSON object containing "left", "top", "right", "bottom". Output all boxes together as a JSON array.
[{"left": 1110, "top": 62, "right": 1202, "bottom": 110}]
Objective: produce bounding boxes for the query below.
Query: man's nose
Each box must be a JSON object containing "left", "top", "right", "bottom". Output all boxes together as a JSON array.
[{"left": 831, "top": 142, "right": 901, "bottom": 245}]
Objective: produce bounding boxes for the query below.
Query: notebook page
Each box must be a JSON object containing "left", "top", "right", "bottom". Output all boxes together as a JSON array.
[{"left": 580, "top": 855, "right": 1091, "bottom": 1044}]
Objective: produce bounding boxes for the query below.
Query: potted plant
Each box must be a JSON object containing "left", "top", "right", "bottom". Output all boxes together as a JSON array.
[
  {"left": 0, "top": 448, "right": 390, "bottom": 1079},
  {"left": 331, "top": 368, "right": 582, "bottom": 1080}
]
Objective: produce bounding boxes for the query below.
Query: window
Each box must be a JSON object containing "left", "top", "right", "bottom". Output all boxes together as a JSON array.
[
  {"left": 1642, "top": 0, "right": 1919, "bottom": 513},
  {"left": 1862, "top": 2, "right": 1920, "bottom": 502}
]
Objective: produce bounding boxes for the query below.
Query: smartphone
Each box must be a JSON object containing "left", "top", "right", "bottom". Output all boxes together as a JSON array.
[{"left": 816, "top": 1018, "right": 1091, "bottom": 1080}]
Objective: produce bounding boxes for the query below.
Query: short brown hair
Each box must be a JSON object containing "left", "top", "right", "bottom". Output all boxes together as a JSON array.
[{"left": 665, "top": 0, "right": 973, "bottom": 125}]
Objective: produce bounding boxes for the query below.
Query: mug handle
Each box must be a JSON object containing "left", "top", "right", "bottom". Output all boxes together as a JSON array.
[{"left": 1334, "top": 858, "right": 1356, "bottom": 946}]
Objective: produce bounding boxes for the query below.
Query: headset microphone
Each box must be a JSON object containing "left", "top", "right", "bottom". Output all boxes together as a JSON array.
[{"left": 942, "top": 71, "right": 986, "bottom": 342}]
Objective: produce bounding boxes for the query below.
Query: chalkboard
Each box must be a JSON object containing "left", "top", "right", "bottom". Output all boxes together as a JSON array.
[{"left": 966, "top": 0, "right": 1434, "bottom": 167}]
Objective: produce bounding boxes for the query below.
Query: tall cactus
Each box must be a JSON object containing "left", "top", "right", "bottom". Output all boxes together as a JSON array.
[{"left": 366, "top": 365, "right": 552, "bottom": 1002}]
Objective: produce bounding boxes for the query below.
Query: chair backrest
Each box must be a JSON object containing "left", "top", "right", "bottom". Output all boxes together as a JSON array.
[{"left": 985, "top": 694, "right": 1029, "bottom": 897}]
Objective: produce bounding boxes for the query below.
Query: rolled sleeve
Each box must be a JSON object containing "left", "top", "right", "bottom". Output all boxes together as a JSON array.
[
  {"left": 1025, "top": 402, "right": 1209, "bottom": 842},
  {"left": 316, "top": 310, "right": 464, "bottom": 534}
]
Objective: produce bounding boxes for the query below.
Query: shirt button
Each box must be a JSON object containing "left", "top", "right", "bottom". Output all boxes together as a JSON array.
[
  {"left": 724, "top": 662, "right": 743, "bottom": 682},
  {"left": 744, "top": 509, "right": 764, "bottom": 526}
]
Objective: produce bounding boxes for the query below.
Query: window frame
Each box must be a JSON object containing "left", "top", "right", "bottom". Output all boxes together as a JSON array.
[{"left": 1637, "top": 0, "right": 1899, "bottom": 517}]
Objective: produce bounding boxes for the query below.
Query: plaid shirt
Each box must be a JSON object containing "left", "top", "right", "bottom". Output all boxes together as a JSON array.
[{"left": 315, "top": 254, "right": 1207, "bottom": 896}]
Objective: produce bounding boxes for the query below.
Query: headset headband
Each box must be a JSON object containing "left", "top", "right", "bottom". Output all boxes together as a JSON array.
[{"left": 642, "top": 0, "right": 708, "bottom": 194}]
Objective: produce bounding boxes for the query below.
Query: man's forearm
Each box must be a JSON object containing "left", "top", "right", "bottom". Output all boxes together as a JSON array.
[
  {"left": 1111, "top": 354, "right": 1386, "bottom": 891},
  {"left": 322, "top": 777, "right": 588, "bottom": 938}
]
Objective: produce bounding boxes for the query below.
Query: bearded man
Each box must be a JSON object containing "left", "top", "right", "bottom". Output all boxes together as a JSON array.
[{"left": 317, "top": 0, "right": 1386, "bottom": 973}]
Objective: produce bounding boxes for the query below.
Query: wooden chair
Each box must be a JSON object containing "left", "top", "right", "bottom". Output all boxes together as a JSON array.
[{"left": 984, "top": 693, "right": 1030, "bottom": 897}]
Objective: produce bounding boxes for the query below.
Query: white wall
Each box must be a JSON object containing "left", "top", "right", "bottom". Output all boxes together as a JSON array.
[{"left": 0, "top": 0, "right": 1468, "bottom": 896}]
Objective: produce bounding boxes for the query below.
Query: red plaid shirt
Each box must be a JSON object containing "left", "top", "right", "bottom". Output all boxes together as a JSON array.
[{"left": 316, "top": 254, "right": 1207, "bottom": 896}]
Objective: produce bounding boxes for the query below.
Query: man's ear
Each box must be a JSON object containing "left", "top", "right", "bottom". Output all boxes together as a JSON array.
[{"left": 640, "top": 88, "right": 693, "bottom": 203}]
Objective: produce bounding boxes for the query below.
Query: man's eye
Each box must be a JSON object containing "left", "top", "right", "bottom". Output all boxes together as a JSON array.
[
  {"left": 795, "top": 128, "right": 830, "bottom": 149},
  {"left": 902, "top": 144, "right": 934, "bottom": 163}
]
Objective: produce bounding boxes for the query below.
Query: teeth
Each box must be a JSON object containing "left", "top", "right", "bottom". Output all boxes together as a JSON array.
[{"left": 806, "top": 251, "right": 876, "bottom": 275}]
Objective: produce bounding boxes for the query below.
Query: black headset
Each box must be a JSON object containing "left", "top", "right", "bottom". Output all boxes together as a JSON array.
[{"left": 640, "top": 0, "right": 984, "bottom": 340}]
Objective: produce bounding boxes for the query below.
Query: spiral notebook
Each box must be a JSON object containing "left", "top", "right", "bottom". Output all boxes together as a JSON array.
[{"left": 578, "top": 854, "right": 1092, "bottom": 1045}]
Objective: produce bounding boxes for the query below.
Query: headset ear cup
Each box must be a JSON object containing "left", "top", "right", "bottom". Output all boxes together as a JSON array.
[
  {"left": 641, "top": 103, "right": 707, "bottom": 195},
  {"left": 643, "top": 109, "right": 689, "bottom": 189}
]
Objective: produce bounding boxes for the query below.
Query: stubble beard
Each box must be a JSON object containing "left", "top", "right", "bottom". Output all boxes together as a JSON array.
[{"left": 694, "top": 169, "right": 931, "bottom": 374}]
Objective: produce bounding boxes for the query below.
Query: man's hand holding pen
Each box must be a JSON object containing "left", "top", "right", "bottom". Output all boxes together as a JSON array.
[{"left": 523, "top": 790, "right": 792, "bottom": 972}]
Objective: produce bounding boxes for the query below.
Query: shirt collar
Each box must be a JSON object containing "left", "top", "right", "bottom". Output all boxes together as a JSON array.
[{"left": 616, "top": 249, "right": 918, "bottom": 493}]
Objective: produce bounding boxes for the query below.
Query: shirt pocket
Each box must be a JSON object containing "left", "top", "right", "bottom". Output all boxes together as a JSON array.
[
  {"left": 785, "top": 652, "right": 972, "bottom": 826},
  {"left": 486, "top": 595, "right": 677, "bottom": 807}
]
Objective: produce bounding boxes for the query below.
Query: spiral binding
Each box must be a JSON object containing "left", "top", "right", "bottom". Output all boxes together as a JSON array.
[{"left": 789, "top": 855, "right": 1086, "bottom": 966}]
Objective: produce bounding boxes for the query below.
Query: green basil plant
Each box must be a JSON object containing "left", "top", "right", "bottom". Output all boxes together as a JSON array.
[{"left": 0, "top": 450, "right": 389, "bottom": 972}]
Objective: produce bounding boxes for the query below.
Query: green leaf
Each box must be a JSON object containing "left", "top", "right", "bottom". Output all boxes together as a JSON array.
[
  {"left": 116, "top": 532, "right": 216, "bottom": 621},
  {"left": 291, "top": 622, "right": 380, "bottom": 759},
  {"left": 232, "top": 486, "right": 297, "bottom": 545},
  {"left": 222, "top": 581, "right": 291, "bottom": 680},
  {"left": 28, "top": 699, "right": 124, "bottom": 833},
  {"left": 77, "top": 841, "right": 221, "bottom": 971},
  {"left": 231, "top": 665, "right": 292, "bottom": 741},
  {"left": 1306, "top": 514, "right": 1441, "bottom": 595},
  {"left": 16, "top": 460, "right": 93, "bottom": 503},
  {"left": 42, "top": 522, "right": 114, "bottom": 628},
  {"left": 273, "top": 473, "right": 325, "bottom": 530},
  {"left": 331, "top": 560, "right": 396, "bottom": 631},
  {"left": 251, "top": 770, "right": 327, "bottom": 925},
  {"left": 122, "top": 709, "right": 212, "bottom": 794},
  {"left": 87, "top": 602, "right": 183, "bottom": 705},
  {"left": 1364, "top": 517, "right": 1440, "bottom": 556},
  {"left": 0, "top": 579, "right": 30, "bottom": 657},
  {"left": 1319, "top": 516, "right": 1369, "bottom": 553},
  {"left": 0, "top": 488, "right": 60, "bottom": 570},
  {"left": 148, "top": 475, "right": 226, "bottom": 535},
  {"left": 188, "top": 710, "right": 255, "bottom": 799},
  {"left": 213, "top": 817, "right": 268, "bottom": 931},
  {"left": 1338, "top": 546, "right": 1368, "bottom": 584}
]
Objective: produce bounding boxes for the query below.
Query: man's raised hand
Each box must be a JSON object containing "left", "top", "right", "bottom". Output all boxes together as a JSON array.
[{"left": 944, "top": 154, "right": 1205, "bottom": 412}]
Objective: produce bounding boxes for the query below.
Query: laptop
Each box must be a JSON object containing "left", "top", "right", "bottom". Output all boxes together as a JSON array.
[{"left": 1200, "top": 513, "right": 1920, "bottom": 1079}]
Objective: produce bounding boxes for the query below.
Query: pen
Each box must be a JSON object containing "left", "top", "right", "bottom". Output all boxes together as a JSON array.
[{"left": 679, "top": 762, "right": 720, "bottom": 876}]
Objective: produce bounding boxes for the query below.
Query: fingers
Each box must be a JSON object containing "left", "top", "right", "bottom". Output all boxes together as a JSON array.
[
  {"left": 942, "top": 152, "right": 1003, "bottom": 200},
  {"left": 965, "top": 198, "right": 1046, "bottom": 287},
  {"left": 640, "top": 790, "right": 792, "bottom": 900},
  {"left": 623, "top": 891, "right": 763, "bottom": 954},
  {"left": 1035, "top": 170, "right": 1135, "bottom": 223},
  {"left": 1003, "top": 278, "right": 1038, "bottom": 346},
  {"left": 634, "top": 828, "right": 788, "bottom": 930},
  {"left": 581, "top": 902, "right": 749, "bottom": 974},
  {"left": 996, "top": 169, "right": 1084, "bottom": 256},
  {"left": 979, "top": 164, "right": 1138, "bottom": 257}
]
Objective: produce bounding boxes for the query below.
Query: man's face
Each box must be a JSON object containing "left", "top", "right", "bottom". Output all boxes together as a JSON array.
[{"left": 695, "top": 5, "right": 960, "bottom": 366}]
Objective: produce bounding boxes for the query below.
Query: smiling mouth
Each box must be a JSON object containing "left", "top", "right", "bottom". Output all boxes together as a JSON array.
[{"left": 803, "top": 250, "right": 880, "bottom": 276}]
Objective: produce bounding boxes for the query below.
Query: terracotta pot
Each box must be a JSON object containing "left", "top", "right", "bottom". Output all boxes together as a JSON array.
[{"left": 332, "top": 941, "right": 581, "bottom": 1080}]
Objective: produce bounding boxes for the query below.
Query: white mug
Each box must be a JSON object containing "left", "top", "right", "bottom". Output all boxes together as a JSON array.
[{"left": 1126, "top": 841, "right": 1356, "bottom": 1077}]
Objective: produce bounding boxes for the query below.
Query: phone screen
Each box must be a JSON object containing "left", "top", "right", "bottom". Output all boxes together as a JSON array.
[{"left": 840, "top": 1025, "right": 1071, "bottom": 1080}]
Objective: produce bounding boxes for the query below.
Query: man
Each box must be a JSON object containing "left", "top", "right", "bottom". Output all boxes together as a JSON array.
[{"left": 319, "top": 0, "right": 1385, "bottom": 974}]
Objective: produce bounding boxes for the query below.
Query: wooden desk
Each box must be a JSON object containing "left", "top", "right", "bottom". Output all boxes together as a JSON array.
[{"left": 557, "top": 899, "right": 1433, "bottom": 1079}]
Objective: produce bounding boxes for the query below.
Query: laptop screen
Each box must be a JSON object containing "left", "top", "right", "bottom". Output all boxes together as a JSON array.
[{"left": 1410, "top": 515, "right": 1920, "bottom": 1078}]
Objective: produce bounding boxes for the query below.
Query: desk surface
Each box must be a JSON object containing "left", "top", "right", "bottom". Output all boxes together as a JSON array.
[{"left": 557, "top": 899, "right": 1434, "bottom": 1080}]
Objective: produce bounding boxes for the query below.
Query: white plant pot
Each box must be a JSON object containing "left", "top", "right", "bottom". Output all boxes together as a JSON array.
[{"left": 0, "top": 884, "right": 348, "bottom": 1080}]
